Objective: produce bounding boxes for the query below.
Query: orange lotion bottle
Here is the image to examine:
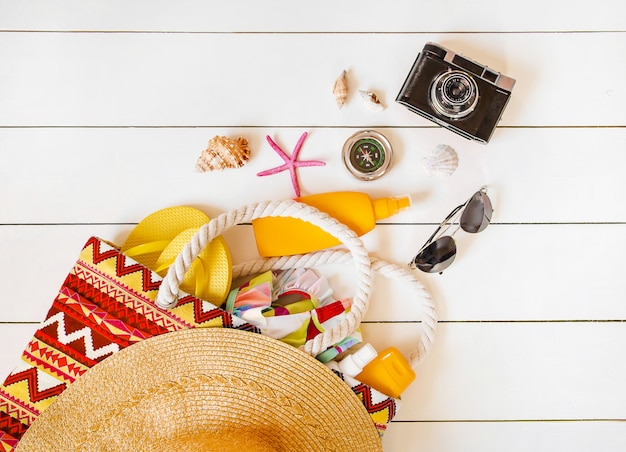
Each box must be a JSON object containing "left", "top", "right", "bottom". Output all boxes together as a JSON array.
[
  {"left": 355, "top": 347, "right": 416, "bottom": 398},
  {"left": 251, "top": 191, "right": 411, "bottom": 257}
]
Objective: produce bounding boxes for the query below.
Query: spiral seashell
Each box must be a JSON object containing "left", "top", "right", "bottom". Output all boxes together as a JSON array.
[
  {"left": 358, "top": 90, "right": 385, "bottom": 112},
  {"left": 422, "top": 144, "right": 459, "bottom": 176},
  {"left": 196, "top": 136, "right": 251, "bottom": 172},
  {"left": 333, "top": 70, "right": 348, "bottom": 109}
]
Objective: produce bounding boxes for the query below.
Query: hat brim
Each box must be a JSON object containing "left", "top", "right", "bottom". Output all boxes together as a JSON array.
[{"left": 16, "top": 328, "right": 382, "bottom": 451}]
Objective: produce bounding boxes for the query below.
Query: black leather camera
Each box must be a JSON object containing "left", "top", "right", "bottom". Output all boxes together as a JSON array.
[{"left": 396, "top": 42, "right": 516, "bottom": 143}]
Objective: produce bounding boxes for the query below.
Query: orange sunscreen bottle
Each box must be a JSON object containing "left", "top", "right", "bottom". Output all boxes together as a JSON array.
[
  {"left": 251, "top": 191, "right": 411, "bottom": 257},
  {"left": 355, "top": 347, "right": 416, "bottom": 398}
]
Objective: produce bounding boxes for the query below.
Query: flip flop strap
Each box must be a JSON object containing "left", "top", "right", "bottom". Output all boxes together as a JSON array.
[{"left": 124, "top": 240, "right": 172, "bottom": 258}]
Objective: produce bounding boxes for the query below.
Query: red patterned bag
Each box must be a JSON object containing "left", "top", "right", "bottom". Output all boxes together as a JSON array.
[{"left": 0, "top": 200, "right": 436, "bottom": 451}]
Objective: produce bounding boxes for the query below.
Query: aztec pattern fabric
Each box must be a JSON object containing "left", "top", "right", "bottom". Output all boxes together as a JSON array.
[{"left": 0, "top": 237, "right": 399, "bottom": 451}]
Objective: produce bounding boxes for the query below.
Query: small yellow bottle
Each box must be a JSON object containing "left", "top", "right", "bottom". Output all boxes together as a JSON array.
[
  {"left": 251, "top": 191, "right": 412, "bottom": 257},
  {"left": 355, "top": 346, "right": 416, "bottom": 399}
]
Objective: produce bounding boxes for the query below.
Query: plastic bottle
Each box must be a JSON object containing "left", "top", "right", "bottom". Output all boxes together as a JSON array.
[
  {"left": 336, "top": 343, "right": 378, "bottom": 377},
  {"left": 355, "top": 347, "right": 416, "bottom": 398},
  {"left": 252, "top": 191, "right": 412, "bottom": 257},
  {"left": 315, "top": 335, "right": 362, "bottom": 363}
]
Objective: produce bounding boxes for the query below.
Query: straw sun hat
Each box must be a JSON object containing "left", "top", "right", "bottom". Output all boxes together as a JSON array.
[{"left": 17, "top": 328, "right": 382, "bottom": 451}]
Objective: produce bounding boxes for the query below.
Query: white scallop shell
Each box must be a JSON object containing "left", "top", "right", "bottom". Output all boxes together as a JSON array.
[
  {"left": 422, "top": 144, "right": 459, "bottom": 176},
  {"left": 358, "top": 90, "right": 385, "bottom": 111}
]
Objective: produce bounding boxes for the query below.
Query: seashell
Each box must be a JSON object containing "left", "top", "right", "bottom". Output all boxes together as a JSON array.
[
  {"left": 358, "top": 90, "right": 385, "bottom": 112},
  {"left": 333, "top": 70, "right": 348, "bottom": 109},
  {"left": 422, "top": 144, "right": 459, "bottom": 176},
  {"left": 196, "top": 136, "right": 250, "bottom": 172}
]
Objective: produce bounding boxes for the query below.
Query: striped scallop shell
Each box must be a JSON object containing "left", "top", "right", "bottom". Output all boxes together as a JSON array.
[
  {"left": 422, "top": 144, "right": 459, "bottom": 176},
  {"left": 196, "top": 136, "right": 251, "bottom": 172}
]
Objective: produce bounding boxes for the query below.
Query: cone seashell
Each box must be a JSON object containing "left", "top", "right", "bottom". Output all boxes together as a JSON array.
[
  {"left": 422, "top": 144, "right": 459, "bottom": 176},
  {"left": 196, "top": 136, "right": 251, "bottom": 172},
  {"left": 333, "top": 70, "right": 348, "bottom": 109},
  {"left": 358, "top": 90, "right": 385, "bottom": 112}
]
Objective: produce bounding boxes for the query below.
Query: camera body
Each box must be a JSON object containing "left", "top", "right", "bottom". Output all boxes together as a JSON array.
[{"left": 396, "top": 42, "right": 516, "bottom": 143}]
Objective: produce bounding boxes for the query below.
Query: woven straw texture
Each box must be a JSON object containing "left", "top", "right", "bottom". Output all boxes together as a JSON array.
[{"left": 16, "top": 328, "right": 382, "bottom": 451}]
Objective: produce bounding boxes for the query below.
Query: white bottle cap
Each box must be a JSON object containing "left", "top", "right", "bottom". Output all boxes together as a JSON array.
[{"left": 337, "top": 343, "right": 378, "bottom": 377}]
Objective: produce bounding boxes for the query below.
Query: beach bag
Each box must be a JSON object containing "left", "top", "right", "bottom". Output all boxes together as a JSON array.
[{"left": 0, "top": 200, "right": 437, "bottom": 451}]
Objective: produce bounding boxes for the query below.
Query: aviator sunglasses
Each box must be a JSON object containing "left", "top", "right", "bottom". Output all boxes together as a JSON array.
[{"left": 409, "top": 188, "right": 493, "bottom": 273}]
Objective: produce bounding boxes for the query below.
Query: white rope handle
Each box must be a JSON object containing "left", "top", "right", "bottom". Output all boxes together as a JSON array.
[
  {"left": 233, "top": 250, "right": 437, "bottom": 365},
  {"left": 156, "top": 200, "right": 373, "bottom": 354}
]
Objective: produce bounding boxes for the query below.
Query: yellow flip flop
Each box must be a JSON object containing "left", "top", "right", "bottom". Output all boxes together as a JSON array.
[
  {"left": 154, "top": 227, "right": 232, "bottom": 306},
  {"left": 121, "top": 206, "right": 232, "bottom": 305},
  {"left": 121, "top": 206, "right": 211, "bottom": 271}
]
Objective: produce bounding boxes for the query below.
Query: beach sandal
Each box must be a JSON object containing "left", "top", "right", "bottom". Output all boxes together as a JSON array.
[
  {"left": 154, "top": 227, "right": 232, "bottom": 305},
  {"left": 121, "top": 206, "right": 232, "bottom": 305},
  {"left": 121, "top": 206, "right": 211, "bottom": 270}
]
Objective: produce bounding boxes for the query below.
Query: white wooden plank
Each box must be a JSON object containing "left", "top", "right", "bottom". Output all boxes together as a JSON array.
[
  {"left": 0, "top": 323, "right": 39, "bottom": 377},
  {"left": 0, "top": 225, "right": 127, "bottom": 323},
  {"left": 362, "top": 223, "right": 626, "bottom": 322},
  {"left": 359, "top": 322, "right": 626, "bottom": 421},
  {"left": 0, "top": 0, "right": 623, "bottom": 33},
  {"left": 383, "top": 421, "right": 626, "bottom": 452},
  {"left": 1, "top": 224, "right": 624, "bottom": 323},
  {"left": 0, "top": 32, "right": 624, "bottom": 127},
  {"left": 1, "top": 127, "right": 625, "bottom": 224}
]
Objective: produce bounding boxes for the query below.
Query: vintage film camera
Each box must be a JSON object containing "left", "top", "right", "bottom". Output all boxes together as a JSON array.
[{"left": 396, "top": 42, "right": 516, "bottom": 143}]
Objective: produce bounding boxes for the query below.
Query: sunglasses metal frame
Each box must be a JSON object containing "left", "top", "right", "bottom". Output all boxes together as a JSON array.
[{"left": 408, "top": 187, "right": 491, "bottom": 272}]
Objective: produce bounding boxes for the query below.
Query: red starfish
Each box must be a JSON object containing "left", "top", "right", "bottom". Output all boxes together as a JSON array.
[{"left": 256, "top": 132, "right": 326, "bottom": 197}]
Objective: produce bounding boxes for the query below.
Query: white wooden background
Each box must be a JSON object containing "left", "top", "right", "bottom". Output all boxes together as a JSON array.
[{"left": 1, "top": 1, "right": 625, "bottom": 450}]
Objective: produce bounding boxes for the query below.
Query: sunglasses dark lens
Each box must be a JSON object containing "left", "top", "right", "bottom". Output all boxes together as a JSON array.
[
  {"left": 413, "top": 236, "right": 457, "bottom": 273},
  {"left": 460, "top": 191, "right": 493, "bottom": 233}
]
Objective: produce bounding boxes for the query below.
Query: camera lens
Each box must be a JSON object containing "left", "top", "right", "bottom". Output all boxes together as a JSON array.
[
  {"left": 430, "top": 71, "right": 479, "bottom": 119},
  {"left": 445, "top": 77, "right": 471, "bottom": 102}
]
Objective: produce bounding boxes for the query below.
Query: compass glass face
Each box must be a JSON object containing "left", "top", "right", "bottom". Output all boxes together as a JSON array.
[
  {"left": 349, "top": 138, "right": 386, "bottom": 173},
  {"left": 342, "top": 130, "right": 392, "bottom": 181}
]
